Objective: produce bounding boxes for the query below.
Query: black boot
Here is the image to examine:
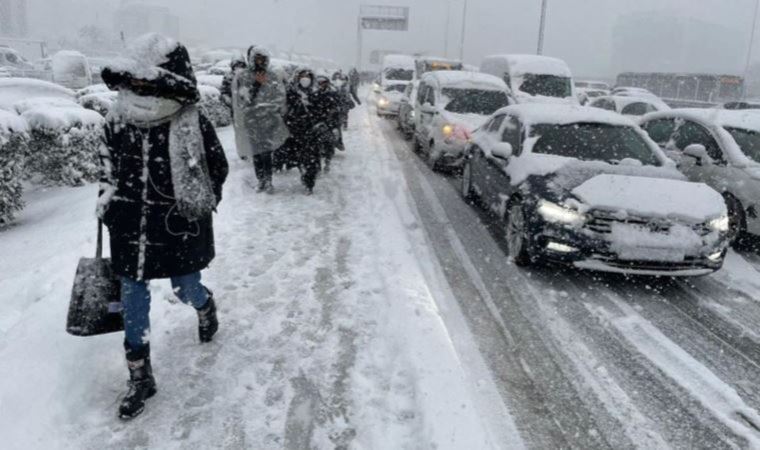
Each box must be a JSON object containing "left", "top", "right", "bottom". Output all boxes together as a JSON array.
[
  {"left": 119, "top": 343, "right": 157, "bottom": 420},
  {"left": 196, "top": 292, "right": 218, "bottom": 343}
]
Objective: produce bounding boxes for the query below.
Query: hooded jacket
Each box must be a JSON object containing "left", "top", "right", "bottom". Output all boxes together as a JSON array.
[
  {"left": 99, "top": 35, "right": 229, "bottom": 280},
  {"left": 232, "top": 46, "right": 290, "bottom": 158}
]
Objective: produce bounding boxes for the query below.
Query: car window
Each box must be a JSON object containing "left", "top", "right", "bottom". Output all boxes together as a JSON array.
[
  {"left": 641, "top": 118, "right": 677, "bottom": 145},
  {"left": 404, "top": 84, "right": 413, "bottom": 98},
  {"left": 501, "top": 117, "right": 522, "bottom": 155},
  {"left": 621, "top": 102, "right": 656, "bottom": 116},
  {"left": 488, "top": 114, "right": 506, "bottom": 132},
  {"left": 725, "top": 127, "right": 760, "bottom": 164},
  {"left": 673, "top": 121, "right": 725, "bottom": 163},
  {"left": 442, "top": 88, "right": 510, "bottom": 115},
  {"left": 416, "top": 83, "right": 426, "bottom": 104},
  {"left": 425, "top": 87, "right": 436, "bottom": 106},
  {"left": 591, "top": 99, "right": 616, "bottom": 111},
  {"left": 520, "top": 74, "right": 572, "bottom": 98},
  {"left": 6, "top": 53, "right": 18, "bottom": 64},
  {"left": 503, "top": 73, "right": 511, "bottom": 89}
]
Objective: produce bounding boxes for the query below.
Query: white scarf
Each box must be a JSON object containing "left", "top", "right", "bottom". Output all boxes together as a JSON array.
[{"left": 112, "top": 90, "right": 183, "bottom": 125}]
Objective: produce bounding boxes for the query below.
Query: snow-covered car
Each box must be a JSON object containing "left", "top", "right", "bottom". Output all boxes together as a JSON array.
[
  {"left": 639, "top": 109, "right": 760, "bottom": 244},
  {"left": 589, "top": 95, "right": 670, "bottom": 118},
  {"left": 52, "top": 50, "right": 93, "bottom": 90},
  {"left": 382, "top": 54, "right": 416, "bottom": 85},
  {"left": 461, "top": 104, "right": 729, "bottom": 276},
  {"left": 396, "top": 81, "right": 418, "bottom": 139},
  {"left": 0, "top": 78, "right": 76, "bottom": 111},
  {"left": 78, "top": 91, "right": 117, "bottom": 117},
  {"left": 0, "top": 47, "right": 34, "bottom": 72},
  {"left": 376, "top": 82, "right": 409, "bottom": 117},
  {"left": 413, "top": 71, "right": 512, "bottom": 170},
  {"left": 723, "top": 101, "right": 760, "bottom": 110},
  {"left": 612, "top": 86, "right": 660, "bottom": 100},
  {"left": 575, "top": 80, "right": 611, "bottom": 91},
  {"left": 480, "top": 54, "right": 577, "bottom": 105},
  {"left": 576, "top": 88, "right": 608, "bottom": 105}
]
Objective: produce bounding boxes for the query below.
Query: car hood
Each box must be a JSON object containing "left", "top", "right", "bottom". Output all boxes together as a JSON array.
[
  {"left": 441, "top": 110, "right": 490, "bottom": 132},
  {"left": 570, "top": 174, "right": 725, "bottom": 223}
]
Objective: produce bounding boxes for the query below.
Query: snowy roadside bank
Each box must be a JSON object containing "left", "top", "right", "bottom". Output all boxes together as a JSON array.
[{"left": 0, "top": 105, "right": 509, "bottom": 449}]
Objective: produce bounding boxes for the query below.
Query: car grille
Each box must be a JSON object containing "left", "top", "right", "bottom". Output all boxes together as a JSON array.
[
  {"left": 585, "top": 212, "right": 671, "bottom": 234},
  {"left": 592, "top": 255, "right": 711, "bottom": 272}
]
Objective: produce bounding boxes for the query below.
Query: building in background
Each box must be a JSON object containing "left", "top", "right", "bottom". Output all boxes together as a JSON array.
[
  {"left": 114, "top": 1, "right": 180, "bottom": 42},
  {"left": 0, "top": 0, "right": 29, "bottom": 37},
  {"left": 611, "top": 12, "right": 744, "bottom": 77}
]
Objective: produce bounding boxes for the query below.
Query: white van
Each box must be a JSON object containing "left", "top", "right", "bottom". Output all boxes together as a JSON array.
[
  {"left": 480, "top": 54, "right": 576, "bottom": 104},
  {"left": 381, "top": 54, "right": 415, "bottom": 85},
  {"left": 52, "top": 51, "right": 93, "bottom": 90},
  {"left": 413, "top": 71, "right": 511, "bottom": 170}
]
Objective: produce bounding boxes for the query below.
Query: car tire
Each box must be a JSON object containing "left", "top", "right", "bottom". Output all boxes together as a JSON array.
[
  {"left": 725, "top": 194, "right": 749, "bottom": 248},
  {"left": 461, "top": 158, "right": 478, "bottom": 203},
  {"left": 413, "top": 136, "right": 422, "bottom": 154},
  {"left": 506, "top": 201, "right": 532, "bottom": 267}
]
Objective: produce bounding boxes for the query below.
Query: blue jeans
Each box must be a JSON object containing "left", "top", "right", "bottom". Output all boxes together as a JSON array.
[{"left": 121, "top": 272, "right": 210, "bottom": 350}]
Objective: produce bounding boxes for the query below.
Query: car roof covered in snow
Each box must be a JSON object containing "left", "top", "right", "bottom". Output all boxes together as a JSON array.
[
  {"left": 596, "top": 95, "right": 670, "bottom": 111},
  {"left": 382, "top": 54, "right": 415, "bottom": 68},
  {"left": 421, "top": 70, "right": 506, "bottom": 91},
  {"left": 495, "top": 104, "right": 637, "bottom": 127},
  {"left": 481, "top": 54, "right": 572, "bottom": 77},
  {"left": 642, "top": 108, "right": 760, "bottom": 131},
  {"left": 0, "top": 78, "right": 75, "bottom": 110}
]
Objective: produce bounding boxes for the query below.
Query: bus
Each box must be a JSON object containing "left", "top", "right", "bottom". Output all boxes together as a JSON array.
[{"left": 615, "top": 72, "right": 744, "bottom": 107}]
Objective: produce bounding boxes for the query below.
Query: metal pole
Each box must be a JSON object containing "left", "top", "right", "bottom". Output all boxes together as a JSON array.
[
  {"left": 537, "top": 0, "right": 548, "bottom": 55},
  {"left": 444, "top": 0, "right": 451, "bottom": 58},
  {"left": 459, "top": 0, "right": 469, "bottom": 61},
  {"left": 743, "top": 0, "right": 760, "bottom": 99},
  {"left": 356, "top": 15, "right": 363, "bottom": 70}
]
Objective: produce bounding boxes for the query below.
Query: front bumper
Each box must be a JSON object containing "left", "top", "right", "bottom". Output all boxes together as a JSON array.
[
  {"left": 529, "top": 219, "right": 726, "bottom": 277},
  {"left": 377, "top": 101, "right": 401, "bottom": 115},
  {"left": 432, "top": 140, "right": 467, "bottom": 167}
]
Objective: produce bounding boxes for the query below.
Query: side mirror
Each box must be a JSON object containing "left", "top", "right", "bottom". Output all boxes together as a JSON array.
[
  {"left": 683, "top": 144, "right": 711, "bottom": 166},
  {"left": 421, "top": 103, "right": 437, "bottom": 114},
  {"left": 492, "top": 142, "right": 513, "bottom": 160}
]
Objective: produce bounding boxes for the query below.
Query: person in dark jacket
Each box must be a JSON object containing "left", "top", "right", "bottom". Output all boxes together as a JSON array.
[
  {"left": 312, "top": 74, "right": 342, "bottom": 172},
  {"left": 220, "top": 57, "right": 247, "bottom": 111},
  {"left": 284, "top": 68, "right": 322, "bottom": 193},
  {"left": 332, "top": 70, "right": 354, "bottom": 131},
  {"left": 348, "top": 68, "right": 361, "bottom": 105},
  {"left": 98, "top": 33, "right": 229, "bottom": 420}
]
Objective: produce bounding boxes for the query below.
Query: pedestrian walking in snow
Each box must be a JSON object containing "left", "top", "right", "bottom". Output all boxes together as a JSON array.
[
  {"left": 232, "top": 46, "right": 290, "bottom": 193},
  {"left": 332, "top": 70, "right": 355, "bottom": 132},
  {"left": 220, "top": 57, "right": 247, "bottom": 112},
  {"left": 348, "top": 68, "right": 362, "bottom": 105},
  {"left": 284, "top": 68, "right": 322, "bottom": 194},
  {"left": 98, "top": 33, "right": 229, "bottom": 420},
  {"left": 312, "top": 74, "right": 342, "bottom": 171}
]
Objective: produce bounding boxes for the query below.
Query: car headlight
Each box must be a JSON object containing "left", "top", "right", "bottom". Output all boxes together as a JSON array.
[
  {"left": 708, "top": 214, "right": 729, "bottom": 233},
  {"left": 410, "top": 110, "right": 415, "bottom": 119},
  {"left": 537, "top": 200, "right": 586, "bottom": 226},
  {"left": 378, "top": 97, "right": 389, "bottom": 107},
  {"left": 442, "top": 124, "right": 454, "bottom": 137}
]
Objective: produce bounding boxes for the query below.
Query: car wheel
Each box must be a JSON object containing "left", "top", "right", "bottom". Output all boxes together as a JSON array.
[
  {"left": 725, "top": 194, "right": 748, "bottom": 247},
  {"left": 461, "top": 158, "right": 477, "bottom": 202},
  {"left": 413, "top": 136, "right": 422, "bottom": 154},
  {"left": 506, "top": 201, "right": 532, "bottom": 266}
]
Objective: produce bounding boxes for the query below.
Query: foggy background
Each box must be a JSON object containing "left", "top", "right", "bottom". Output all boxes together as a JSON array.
[{"left": 20, "top": 0, "right": 760, "bottom": 79}]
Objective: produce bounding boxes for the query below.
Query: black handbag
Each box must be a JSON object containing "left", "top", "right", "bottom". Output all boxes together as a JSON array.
[{"left": 66, "top": 220, "right": 124, "bottom": 336}]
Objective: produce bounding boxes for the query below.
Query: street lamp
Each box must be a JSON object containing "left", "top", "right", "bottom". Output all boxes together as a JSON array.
[
  {"left": 459, "top": 0, "right": 469, "bottom": 61},
  {"left": 537, "top": 0, "right": 548, "bottom": 55},
  {"left": 743, "top": 0, "right": 760, "bottom": 99}
]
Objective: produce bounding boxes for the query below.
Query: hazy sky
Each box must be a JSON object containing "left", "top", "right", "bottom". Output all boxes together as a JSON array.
[{"left": 27, "top": 0, "right": 760, "bottom": 78}]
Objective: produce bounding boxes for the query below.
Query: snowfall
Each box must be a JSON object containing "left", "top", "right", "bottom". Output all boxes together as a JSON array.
[
  {"left": 6, "top": 100, "right": 760, "bottom": 449},
  {"left": 0, "top": 103, "right": 516, "bottom": 449}
]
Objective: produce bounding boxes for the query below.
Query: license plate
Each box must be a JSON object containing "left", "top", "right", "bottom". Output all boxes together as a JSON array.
[{"left": 618, "top": 248, "right": 685, "bottom": 262}]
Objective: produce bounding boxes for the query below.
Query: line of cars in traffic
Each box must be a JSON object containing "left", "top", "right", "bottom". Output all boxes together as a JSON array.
[{"left": 370, "top": 52, "right": 760, "bottom": 277}]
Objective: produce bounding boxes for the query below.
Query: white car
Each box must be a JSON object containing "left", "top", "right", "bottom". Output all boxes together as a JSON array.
[
  {"left": 590, "top": 95, "right": 670, "bottom": 118},
  {"left": 52, "top": 51, "right": 93, "bottom": 90},
  {"left": 575, "top": 80, "right": 611, "bottom": 91},
  {"left": 462, "top": 104, "right": 729, "bottom": 276},
  {"left": 413, "top": 71, "right": 511, "bottom": 170},
  {"left": 376, "top": 82, "right": 408, "bottom": 117},
  {"left": 480, "top": 54, "right": 577, "bottom": 105},
  {"left": 0, "top": 78, "right": 76, "bottom": 111},
  {"left": 612, "top": 86, "right": 660, "bottom": 100},
  {"left": 640, "top": 109, "right": 760, "bottom": 244},
  {"left": 576, "top": 88, "right": 608, "bottom": 105}
]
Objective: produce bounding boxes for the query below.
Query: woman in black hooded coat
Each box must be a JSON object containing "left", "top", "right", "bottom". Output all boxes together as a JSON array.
[{"left": 98, "top": 33, "right": 229, "bottom": 420}]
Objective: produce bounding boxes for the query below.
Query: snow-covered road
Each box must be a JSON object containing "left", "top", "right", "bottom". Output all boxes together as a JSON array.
[
  {"left": 374, "top": 108, "right": 760, "bottom": 449},
  {"left": 5, "top": 100, "right": 760, "bottom": 449},
  {"left": 0, "top": 105, "right": 517, "bottom": 449}
]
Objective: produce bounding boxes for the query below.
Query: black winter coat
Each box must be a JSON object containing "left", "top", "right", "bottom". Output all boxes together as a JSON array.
[
  {"left": 102, "top": 113, "right": 229, "bottom": 280},
  {"left": 284, "top": 85, "right": 318, "bottom": 139},
  {"left": 311, "top": 88, "right": 341, "bottom": 131}
]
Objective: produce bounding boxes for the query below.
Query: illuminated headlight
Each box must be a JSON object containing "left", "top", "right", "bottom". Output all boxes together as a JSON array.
[
  {"left": 373, "top": 83, "right": 381, "bottom": 92},
  {"left": 708, "top": 250, "right": 724, "bottom": 262},
  {"left": 410, "top": 110, "right": 415, "bottom": 119},
  {"left": 546, "top": 242, "right": 578, "bottom": 253},
  {"left": 442, "top": 124, "right": 454, "bottom": 137},
  {"left": 708, "top": 214, "right": 729, "bottom": 233},
  {"left": 537, "top": 200, "right": 586, "bottom": 226},
  {"left": 378, "top": 97, "right": 389, "bottom": 107}
]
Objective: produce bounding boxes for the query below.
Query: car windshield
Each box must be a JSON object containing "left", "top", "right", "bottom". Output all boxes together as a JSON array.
[
  {"left": 531, "top": 122, "right": 660, "bottom": 166},
  {"left": 442, "top": 88, "right": 509, "bottom": 115},
  {"left": 520, "top": 74, "right": 572, "bottom": 98},
  {"left": 384, "top": 84, "right": 406, "bottom": 93},
  {"left": 726, "top": 127, "right": 760, "bottom": 163},
  {"left": 384, "top": 68, "right": 414, "bottom": 81}
]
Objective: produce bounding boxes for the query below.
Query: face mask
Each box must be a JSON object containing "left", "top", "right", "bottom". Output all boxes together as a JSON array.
[
  {"left": 334, "top": 80, "right": 344, "bottom": 87},
  {"left": 118, "top": 90, "right": 182, "bottom": 123},
  {"left": 299, "top": 77, "right": 312, "bottom": 89}
]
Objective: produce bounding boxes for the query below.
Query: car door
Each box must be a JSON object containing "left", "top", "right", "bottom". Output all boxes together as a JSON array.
[
  {"left": 418, "top": 86, "right": 438, "bottom": 146},
  {"left": 470, "top": 114, "right": 506, "bottom": 195},
  {"left": 670, "top": 120, "right": 728, "bottom": 189},
  {"left": 413, "top": 82, "right": 427, "bottom": 138},
  {"left": 483, "top": 116, "right": 521, "bottom": 211}
]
